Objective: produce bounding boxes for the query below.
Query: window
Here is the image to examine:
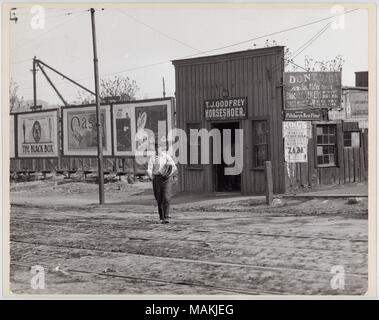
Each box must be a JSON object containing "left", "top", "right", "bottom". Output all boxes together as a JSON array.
[
  {"left": 316, "top": 124, "right": 337, "bottom": 166},
  {"left": 187, "top": 123, "right": 201, "bottom": 166},
  {"left": 252, "top": 120, "right": 269, "bottom": 168},
  {"left": 344, "top": 131, "right": 361, "bottom": 148},
  {"left": 344, "top": 131, "right": 352, "bottom": 147}
]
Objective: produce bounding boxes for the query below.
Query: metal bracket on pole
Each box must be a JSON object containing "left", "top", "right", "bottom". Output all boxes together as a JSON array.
[
  {"left": 37, "top": 61, "right": 68, "bottom": 106},
  {"left": 36, "top": 58, "right": 96, "bottom": 96}
]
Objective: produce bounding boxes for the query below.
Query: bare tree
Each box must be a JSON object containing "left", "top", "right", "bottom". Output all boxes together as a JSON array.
[
  {"left": 9, "top": 78, "right": 25, "bottom": 113},
  {"left": 75, "top": 75, "right": 139, "bottom": 105}
]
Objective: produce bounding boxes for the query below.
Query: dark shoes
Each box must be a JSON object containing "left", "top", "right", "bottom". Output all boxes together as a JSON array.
[{"left": 160, "top": 219, "right": 169, "bottom": 224}]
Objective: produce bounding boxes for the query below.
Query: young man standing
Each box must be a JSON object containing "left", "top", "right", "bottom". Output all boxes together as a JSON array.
[{"left": 147, "top": 141, "right": 177, "bottom": 224}]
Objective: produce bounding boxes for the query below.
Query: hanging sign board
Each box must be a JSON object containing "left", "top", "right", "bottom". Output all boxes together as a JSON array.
[
  {"left": 284, "top": 72, "right": 341, "bottom": 109},
  {"left": 62, "top": 105, "right": 112, "bottom": 156},
  {"left": 17, "top": 109, "right": 58, "bottom": 158},
  {"left": 204, "top": 97, "right": 247, "bottom": 120},
  {"left": 284, "top": 108, "right": 323, "bottom": 121}
]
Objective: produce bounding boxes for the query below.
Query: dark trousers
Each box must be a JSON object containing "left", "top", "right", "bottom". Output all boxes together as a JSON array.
[{"left": 152, "top": 175, "right": 172, "bottom": 220}]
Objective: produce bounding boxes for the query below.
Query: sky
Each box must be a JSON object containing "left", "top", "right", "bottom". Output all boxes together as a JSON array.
[{"left": 8, "top": 4, "right": 369, "bottom": 106}]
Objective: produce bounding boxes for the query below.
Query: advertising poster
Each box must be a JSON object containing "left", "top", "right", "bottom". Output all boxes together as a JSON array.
[
  {"left": 135, "top": 100, "right": 172, "bottom": 152},
  {"left": 284, "top": 72, "right": 342, "bottom": 109},
  {"left": 283, "top": 121, "right": 309, "bottom": 163},
  {"left": 10, "top": 115, "right": 15, "bottom": 158},
  {"left": 112, "top": 104, "right": 136, "bottom": 156},
  {"left": 62, "top": 105, "right": 112, "bottom": 156},
  {"left": 349, "top": 90, "right": 368, "bottom": 118},
  {"left": 284, "top": 138, "right": 308, "bottom": 163},
  {"left": 17, "top": 110, "right": 58, "bottom": 158}
]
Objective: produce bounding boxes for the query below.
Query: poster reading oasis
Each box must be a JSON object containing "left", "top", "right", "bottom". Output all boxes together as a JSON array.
[
  {"left": 17, "top": 110, "right": 58, "bottom": 158},
  {"left": 62, "top": 105, "right": 112, "bottom": 156}
]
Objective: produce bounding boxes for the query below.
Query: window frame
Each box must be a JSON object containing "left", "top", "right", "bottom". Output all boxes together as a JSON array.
[
  {"left": 315, "top": 123, "right": 338, "bottom": 168},
  {"left": 251, "top": 118, "right": 270, "bottom": 170}
]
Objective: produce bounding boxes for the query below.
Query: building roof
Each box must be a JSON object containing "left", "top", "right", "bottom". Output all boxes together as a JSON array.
[{"left": 172, "top": 46, "right": 285, "bottom": 66}]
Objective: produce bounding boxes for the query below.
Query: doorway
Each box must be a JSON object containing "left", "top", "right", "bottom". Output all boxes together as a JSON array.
[{"left": 212, "top": 122, "right": 241, "bottom": 192}]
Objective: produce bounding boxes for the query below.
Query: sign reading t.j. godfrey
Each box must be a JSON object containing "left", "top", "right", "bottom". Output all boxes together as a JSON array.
[
  {"left": 204, "top": 97, "right": 247, "bottom": 120},
  {"left": 17, "top": 110, "right": 58, "bottom": 158},
  {"left": 284, "top": 72, "right": 341, "bottom": 109}
]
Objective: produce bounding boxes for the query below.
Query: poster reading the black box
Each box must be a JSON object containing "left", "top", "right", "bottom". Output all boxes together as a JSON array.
[{"left": 17, "top": 109, "right": 58, "bottom": 158}]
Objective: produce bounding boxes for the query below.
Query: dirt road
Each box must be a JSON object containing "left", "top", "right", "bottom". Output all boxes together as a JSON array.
[{"left": 9, "top": 179, "right": 368, "bottom": 295}]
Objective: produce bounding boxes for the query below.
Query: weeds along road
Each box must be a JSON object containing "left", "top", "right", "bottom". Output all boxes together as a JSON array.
[{"left": 9, "top": 180, "right": 368, "bottom": 295}]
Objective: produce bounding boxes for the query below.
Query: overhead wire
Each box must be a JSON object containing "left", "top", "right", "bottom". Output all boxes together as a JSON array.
[{"left": 14, "top": 8, "right": 358, "bottom": 98}]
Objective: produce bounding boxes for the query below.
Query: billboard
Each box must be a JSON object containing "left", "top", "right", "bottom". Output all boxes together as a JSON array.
[
  {"left": 62, "top": 105, "right": 112, "bottom": 156},
  {"left": 112, "top": 104, "right": 136, "bottom": 156},
  {"left": 17, "top": 109, "right": 59, "bottom": 158},
  {"left": 284, "top": 72, "right": 342, "bottom": 109},
  {"left": 10, "top": 115, "right": 15, "bottom": 158}
]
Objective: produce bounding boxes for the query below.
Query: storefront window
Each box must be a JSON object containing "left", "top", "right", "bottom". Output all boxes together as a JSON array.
[
  {"left": 316, "top": 124, "right": 337, "bottom": 166},
  {"left": 252, "top": 120, "right": 269, "bottom": 168}
]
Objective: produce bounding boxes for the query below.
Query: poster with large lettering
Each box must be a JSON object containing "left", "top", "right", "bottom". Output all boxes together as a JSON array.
[
  {"left": 10, "top": 115, "right": 15, "bottom": 158},
  {"left": 17, "top": 110, "right": 58, "bottom": 158},
  {"left": 283, "top": 121, "right": 310, "bottom": 163},
  {"left": 284, "top": 72, "right": 341, "bottom": 109},
  {"left": 62, "top": 105, "right": 112, "bottom": 156},
  {"left": 134, "top": 100, "right": 172, "bottom": 153},
  {"left": 112, "top": 104, "right": 136, "bottom": 156}
]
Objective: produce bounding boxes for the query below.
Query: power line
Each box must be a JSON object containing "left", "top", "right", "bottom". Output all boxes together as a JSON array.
[
  {"left": 116, "top": 9, "right": 202, "bottom": 53},
  {"left": 13, "top": 8, "right": 359, "bottom": 92},
  {"left": 10, "top": 10, "right": 89, "bottom": 53},
  {"left": 291, "top": 23, "right": 331, "bottom": 59},
  {"left": 90, "top": 8, "right": 359, "bottom": 77}
]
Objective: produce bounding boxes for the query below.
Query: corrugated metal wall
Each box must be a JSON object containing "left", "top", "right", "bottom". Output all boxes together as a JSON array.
[{"left": 173, "top": 47, "right": 285, "bottom": 195}]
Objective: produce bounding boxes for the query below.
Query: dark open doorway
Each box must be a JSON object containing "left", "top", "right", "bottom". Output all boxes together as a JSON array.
[{"left": 212, "top": 122, "right": 241, "bottom": 192}]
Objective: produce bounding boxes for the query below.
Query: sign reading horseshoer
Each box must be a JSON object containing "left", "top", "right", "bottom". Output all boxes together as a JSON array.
[
  {"left": 284, "top": 72, "right": 341, "bottom": 109},
  {"left": 17, "top": 109, "right": 58, "bottom": 158},
  {"left": 204, "top": 97, "right": 247, "bottom": 120}
]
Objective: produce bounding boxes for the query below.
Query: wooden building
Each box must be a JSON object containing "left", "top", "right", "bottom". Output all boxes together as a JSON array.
[{"left": 172, "top": 46, "right": 286, "bottom": 195}]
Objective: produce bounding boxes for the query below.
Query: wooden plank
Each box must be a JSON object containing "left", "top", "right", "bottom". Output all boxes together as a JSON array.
[
  {"left": 360, "top": 147, "right": 367, "bottom": 181},
  {"left": 336, "top": 123, "right": 344, "bottom": 184},
  {"left": 343, "top": 149, "right": 349, "bottom": 183},
  {"left": 265, "top": 161, "right": 273, "bottom": 204},
  {"left": 353, "top": 148, "right": 360, "bottom": 182},
  {"left": 348, "top": 148, "right": 354, "bottom": 183}
]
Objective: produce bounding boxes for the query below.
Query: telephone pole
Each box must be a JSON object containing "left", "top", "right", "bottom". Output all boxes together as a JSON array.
[
  {"left": 162, "top": 77, "right": 166, "bottom": 98},
  {"left": 90, "top": 8, "right": 105, "bottom": 204},
  {"left": 32, "top": 56, "right": 37, "bottom": 108}
]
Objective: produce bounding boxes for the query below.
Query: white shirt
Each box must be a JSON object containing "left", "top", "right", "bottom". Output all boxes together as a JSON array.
[{"left": 147, "top": 151, "right": 177, "bottom": 179}]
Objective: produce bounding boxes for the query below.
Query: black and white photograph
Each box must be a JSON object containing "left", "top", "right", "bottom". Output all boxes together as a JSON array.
[{"left": 2, "top": 2, "right": 376, "bottom": 298}]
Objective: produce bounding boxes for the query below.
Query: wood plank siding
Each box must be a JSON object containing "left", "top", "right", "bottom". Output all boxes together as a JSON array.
[{"left": 173, "top": 47, "right": 286, "bottom": 195}]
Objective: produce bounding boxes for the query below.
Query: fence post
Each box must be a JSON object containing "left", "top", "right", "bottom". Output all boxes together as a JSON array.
[{"left": 265, "top": 161, "right": 274, "bottom": 205}]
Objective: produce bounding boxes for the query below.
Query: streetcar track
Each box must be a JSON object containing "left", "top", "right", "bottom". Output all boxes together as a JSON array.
[
  {"left": 10, "top": 262, "right": 282, "bottom": 295},
  {"left": 10, "top": 217, "right": 368, "bottom": 243},
  {"left": 10, "top": 220, "right": 368, "bottom": 255},
  {"left": 10, "top": 240, "right": 368, "bottom": 277}
]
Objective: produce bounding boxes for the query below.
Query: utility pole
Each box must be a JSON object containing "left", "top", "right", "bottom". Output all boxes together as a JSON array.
[
  {"left": 90, "top": 8, "right": 105, "bottom": 204},
  {"left": 32, "top": 56, "right": 37, "bottom": 108},
  {"left": 162, "top": 77, "right": 166, "bottom": 98}
]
